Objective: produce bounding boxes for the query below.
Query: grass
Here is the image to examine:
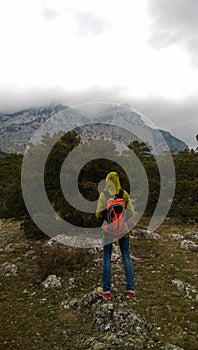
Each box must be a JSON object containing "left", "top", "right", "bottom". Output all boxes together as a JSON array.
[
  {"left": 0, "top": 218, "right": 198, "bottom": 349},
  {"left": 129, "top": 220, "right": 198, "bottom": 349}
]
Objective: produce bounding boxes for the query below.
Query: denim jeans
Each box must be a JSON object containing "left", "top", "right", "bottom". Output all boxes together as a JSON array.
[{"left": 102, "top": 236, "right": 135, "bottom": 292}]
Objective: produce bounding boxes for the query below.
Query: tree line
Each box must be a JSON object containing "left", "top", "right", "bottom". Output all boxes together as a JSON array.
[{"left": 0, "top": 131, "right": 197, "bottom": 238}]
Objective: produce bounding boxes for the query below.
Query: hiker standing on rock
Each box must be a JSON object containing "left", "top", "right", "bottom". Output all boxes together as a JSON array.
[{"left": 95, "top": 171, "right": 135, "bottom": 299}]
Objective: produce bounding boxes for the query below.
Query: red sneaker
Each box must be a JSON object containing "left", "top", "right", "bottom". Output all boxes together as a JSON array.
[
  {"left": 126, "top": 290, "right": 135, "bottom": 298},
  {"left": 96, "top": 287, "right": 111, "bottom": 299}
]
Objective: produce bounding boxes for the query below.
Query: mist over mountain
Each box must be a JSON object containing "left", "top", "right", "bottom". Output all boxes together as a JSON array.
[{"left": 0, "top": 103, "right": 188, "bottom": 154}]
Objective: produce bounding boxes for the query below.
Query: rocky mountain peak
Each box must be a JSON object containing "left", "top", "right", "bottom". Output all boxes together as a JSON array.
[{"left": 0, "top": 103, "right": 188, "bottom": 154}]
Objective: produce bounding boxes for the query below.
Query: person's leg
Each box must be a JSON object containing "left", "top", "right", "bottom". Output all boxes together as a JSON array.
[
  {"left": 102, "top": 241, "right": 112, "bottom": 291},
  {"left": 119, "top": 236, "right": 135, "bottom": 291}
]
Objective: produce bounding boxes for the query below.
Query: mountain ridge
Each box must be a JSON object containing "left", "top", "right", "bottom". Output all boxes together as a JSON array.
[{"left": 0, "top": 103, "right": 188, "bottom": 154}]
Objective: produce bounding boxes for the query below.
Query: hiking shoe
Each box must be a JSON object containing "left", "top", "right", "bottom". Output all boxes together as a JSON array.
[
  {"left": 126, "top": 290, "right": 135, "bottom": 298},
  {"left": 96, "top": 287, "right": 111, "bottom": 299}
]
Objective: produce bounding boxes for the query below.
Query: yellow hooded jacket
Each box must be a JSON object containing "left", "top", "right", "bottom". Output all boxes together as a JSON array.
[{"left": 96, "top": 172, "right": 134, "bottom": 225}]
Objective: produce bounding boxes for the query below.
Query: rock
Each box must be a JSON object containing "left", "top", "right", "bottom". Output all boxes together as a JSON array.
[
  {"left": 0, "top": 262, "right": 18, "bottom": 276},
  {"left": 172, "top": 279, "right": 197, "bottom": 300},
  {"left": 94, "top": 258, "right": 103, "bottom": 265},
  {"left": 64, "top": 290, "right": 185, "bottom": 350},
  {"left": 172, "top": 279, "right": 186, "bottom": 292},
  {"left": 46, "top": 234, "right": 102, "bottom": 249},
  {"left": 41, "top": 274, "right": 62, "bottom": 289},
  {"left": 24, "top": 250, "right": 35, "bottom": 258},
  {"left": 61, "top": 300, "right": 70, "bottom": 309},
  {"left": 93, "top": 302, "right": 153, "bottom": 339},
  {"left": 189, "top": 245, "right": 198, "bottom": 252},
  {"left": 69, "top": 299, "right": 79, "bottom": 308},
  {"left": 4, "top": 243, "right": 15, "bottom": 253},
  {"left": 92, "top": 342, "right": 105, "bottom": 350},
  {"left": 180, "top": 240, "right": 198, "bottom": 250},
  {"left": 70, "top": 291, "right": 99, "bottom": 309},
  {"left": 168, "top": 234, "right": 184, "bottom": 241},
  {"left": 68, "top": 277, "right": 75, "bottom": 288},
  {"left": 139, "top": 230, "right": 160, "bottom": 239},
  {"left": 184, "top": 232, "right": 198, "bottom": 240},
  {"left": 160, "top": 343, "right": 184, "bottom": 350},
  {"left": 89, "top": 246, "right": 103, "bottom": 254}
]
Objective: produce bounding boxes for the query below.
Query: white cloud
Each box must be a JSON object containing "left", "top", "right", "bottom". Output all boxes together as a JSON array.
[
  {"left": 76, "top": 12, "right": 110, "bottom": 36},
  {"left": 41, "top": 8, "right": 60, "bottom": 21}
]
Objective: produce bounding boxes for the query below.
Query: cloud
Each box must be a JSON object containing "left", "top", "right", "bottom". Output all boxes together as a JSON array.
[
  {"left": 0, "top": 86, "right": 66, "bottom": 113},
  {"left": 41, "top": 8, "right": 60, "bottom": 21},
  {"left": 148, "top": 0, "right": 198, "bottom": 64},
  {"left": 76, "top": 12, "right": 110, "bottom": 36},
  {"left": 0, "top": 86, "right": 128, "bottom": 113},
  {"left": 39, "top": 0, "right": 63, "bottom": 21}
]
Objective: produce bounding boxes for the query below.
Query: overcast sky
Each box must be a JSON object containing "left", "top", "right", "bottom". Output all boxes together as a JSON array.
[{"left": 0, "top": 0, "right": 198, "bottom": 148}]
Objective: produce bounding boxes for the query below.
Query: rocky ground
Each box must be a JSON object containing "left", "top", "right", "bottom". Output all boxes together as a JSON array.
[{"left": 0, "top": 218, "right": 198, "bottom": 350}]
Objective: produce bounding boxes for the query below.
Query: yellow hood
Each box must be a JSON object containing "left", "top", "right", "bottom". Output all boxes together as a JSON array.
[{"left": 105, "top": 172, "right": 121, "bottom": 195}]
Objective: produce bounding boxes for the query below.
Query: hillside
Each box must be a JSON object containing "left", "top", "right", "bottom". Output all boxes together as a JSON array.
[
  {"left": 0, "top": 104, "right": 67, "bottom": 153},
  {"left": 0, "top": 218, "right": 197, "bottom": 349},
  {"left": 0, "top": 103, "right": 188, "bottom": 154}
]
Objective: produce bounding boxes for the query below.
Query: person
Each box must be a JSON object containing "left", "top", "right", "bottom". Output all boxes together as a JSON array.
[{"left": 95, "top": 171, "right": 135, "bottom": 299}]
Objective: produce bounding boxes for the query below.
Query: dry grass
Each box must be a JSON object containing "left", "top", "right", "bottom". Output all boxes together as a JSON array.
[
  {"left": 129, "top": 220, "right": 198, "bottom": 349},
  {"left": 34, "top": 243, "right": 93, "bottom": 282},
  {"left": 0, "top": 218, "right": 197, "bottom": 349}
]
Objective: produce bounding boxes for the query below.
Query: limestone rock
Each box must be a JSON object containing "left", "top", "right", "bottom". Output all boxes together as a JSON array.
[
  {"left": 184, "top": 231, "right": 198, "bottom": 240},
  {"left": 71, "top": 290, "right": 99, "bottom": 309},
  {"left": 139, "top": 230, "right": 160, "bottom": 239},
  {"left": 172, "top": 279, "right": 197, "bottom": 301},
  {"left": 180, "top": 240, "right": 198, "bottom": 250},
  {"left": 41, "top": 274, "right": 62, "bottom": 289},
  {"left": 168, "top": 234, "right": 184, "bottom": 241},
  {"left": 46, "top": 234, "right": 102, "bottom": 249}
]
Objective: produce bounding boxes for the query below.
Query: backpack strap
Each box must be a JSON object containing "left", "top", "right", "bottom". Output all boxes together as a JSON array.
[
  {"left": 115, "top": 189, "right": 127, "bottom": 208},
  {"left": 115, "top": 189, "right": 124, "bottom": 199}
]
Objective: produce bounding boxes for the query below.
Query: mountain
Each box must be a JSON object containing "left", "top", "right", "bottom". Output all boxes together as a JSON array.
[
  {"left": 0, "top": 104, "right": 67, "bottom": 153},
  {"left": 0, "top": 103, "right": 188, "bottom": 154},
  {"left": 156, "top": 129, "right": 189, "bottom": 154},
  {"left": 74, "top": 103, "right": 188, "bottom": 154}
]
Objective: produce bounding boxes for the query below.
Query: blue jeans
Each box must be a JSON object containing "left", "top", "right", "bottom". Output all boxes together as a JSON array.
[{"left": 102, "top": 236, "right": 135, "bottom": 292}]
